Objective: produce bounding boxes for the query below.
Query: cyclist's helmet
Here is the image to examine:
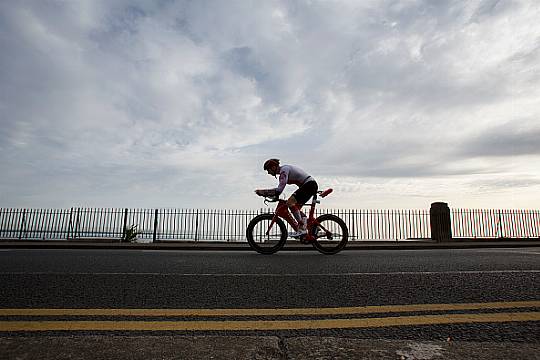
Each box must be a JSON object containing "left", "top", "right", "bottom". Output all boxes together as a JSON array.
[{"left": 263, "top": 158, "right": 280, "bottom": 171}]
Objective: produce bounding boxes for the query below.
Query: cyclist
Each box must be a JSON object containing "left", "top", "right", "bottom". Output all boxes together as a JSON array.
[{"left": 255, "top": 159, "right": 318, "bottom": 237}]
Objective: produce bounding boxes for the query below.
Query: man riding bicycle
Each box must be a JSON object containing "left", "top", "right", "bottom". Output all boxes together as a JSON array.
[{"left": 255, "top": 159, "right": 318, "bottom": 237}]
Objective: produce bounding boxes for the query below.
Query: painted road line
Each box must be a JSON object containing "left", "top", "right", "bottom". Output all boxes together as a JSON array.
[
  {"left": 1, "top": 300, "right": 539, "bottom": 317},
  {"left": 0, "top": 312, "right": 539, "bottom": 331},
  {"left": 2, "top": 270, "right": 540, "bottom": 276}
]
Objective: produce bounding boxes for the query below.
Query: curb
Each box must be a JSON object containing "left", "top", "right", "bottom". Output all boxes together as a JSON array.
[{"left": 0, "top": 239, "right": 539, "bottom": 251}]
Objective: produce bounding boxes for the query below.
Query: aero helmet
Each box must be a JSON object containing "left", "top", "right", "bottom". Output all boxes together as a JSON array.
[{"left": 263, "top": 158, "right": 280, "bottom": 171}]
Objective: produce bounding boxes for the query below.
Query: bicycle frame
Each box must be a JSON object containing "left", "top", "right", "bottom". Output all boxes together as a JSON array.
[
  {"left": 266, "top": 192, "right": 326, "bottom": 242},
  {"left": 249, "top": 188, "right": 346, "bottom": 254}
]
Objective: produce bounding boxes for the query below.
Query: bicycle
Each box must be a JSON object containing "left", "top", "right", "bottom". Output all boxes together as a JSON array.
[{"left": 246, "top": 188, "right": 348, "bottom": 254}]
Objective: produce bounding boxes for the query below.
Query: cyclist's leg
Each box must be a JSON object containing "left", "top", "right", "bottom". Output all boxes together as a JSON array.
[
  {"left": 289, "top": 181, "right": 318, "bottom": 229},
  {"left": 292, "top": 181, "right": 318, "bottom": 206},
  {"left": 286, "top": 196, "right": 305, "bottom": 228}
]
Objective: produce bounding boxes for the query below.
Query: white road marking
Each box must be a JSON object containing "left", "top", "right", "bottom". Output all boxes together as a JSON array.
[{"left": 1, "top": 270, "right": 539, "bottom": 276}]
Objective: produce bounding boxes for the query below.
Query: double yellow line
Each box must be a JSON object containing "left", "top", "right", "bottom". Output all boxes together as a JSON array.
[{"left": 1, "top": 301, "right": 539, "bottom": 331}]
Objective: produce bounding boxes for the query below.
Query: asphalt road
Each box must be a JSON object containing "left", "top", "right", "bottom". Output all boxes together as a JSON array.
[{"left": 1, "top": 247, "right": 539, "bottom": 359}]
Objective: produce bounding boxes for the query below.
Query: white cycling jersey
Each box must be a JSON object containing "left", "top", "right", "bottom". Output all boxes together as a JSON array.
[{"left": 275, "top": 164, "right": 315, "bottom": 195}]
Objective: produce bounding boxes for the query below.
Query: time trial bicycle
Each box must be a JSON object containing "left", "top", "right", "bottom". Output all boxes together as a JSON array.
[{"left": 246, "top": 188, "right": 348, "bottom": 254}]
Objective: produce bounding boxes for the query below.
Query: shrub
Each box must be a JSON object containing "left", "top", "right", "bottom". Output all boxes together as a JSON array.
[{"left": 123, "top": 224, "right": 139, "bottom": 243}]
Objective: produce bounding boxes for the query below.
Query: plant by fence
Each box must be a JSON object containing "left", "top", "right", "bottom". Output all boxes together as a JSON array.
[{"left": 0, "top": 207, "right": 537, "bottom": 242}]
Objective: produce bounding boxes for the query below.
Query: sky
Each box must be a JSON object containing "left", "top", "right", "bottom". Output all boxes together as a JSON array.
[{"left": 1, "top": 0, "right": 539, "bottom": 210}]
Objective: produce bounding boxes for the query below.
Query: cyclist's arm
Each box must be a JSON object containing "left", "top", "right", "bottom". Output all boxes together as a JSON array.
[
  {"left": 255, "top": 169, "right": 289, "bottom": 197},
  {"left": 255, "top": 189, "right": 277, "bottom": 197},
  {"left": 274, "top": 170, "right": 288, "bottom": 195}
]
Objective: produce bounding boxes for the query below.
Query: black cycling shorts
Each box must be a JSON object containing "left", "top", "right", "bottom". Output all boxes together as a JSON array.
[{"left": 292, "top": 180, "right": 318, "bottom": 205}]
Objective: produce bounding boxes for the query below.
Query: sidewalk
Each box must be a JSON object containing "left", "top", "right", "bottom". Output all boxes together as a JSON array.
[
  {"left": 2, "top": 335, "right": 540, "bottom": 360},
  {"left": 0, "top": 238, "right": 538, "bottom": 250}
]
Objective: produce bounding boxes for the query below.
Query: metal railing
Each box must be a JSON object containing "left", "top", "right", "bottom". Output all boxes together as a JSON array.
[
  {"left": 451, "top": 209, "right": 540, "bottom": 238},
  {"left": 0, "top": 207, "right": 431, "bottom": 242},
  {"left": 1, "top": 207, "right": 538, "bottom": 242},
  {"left": 340, "top": 209, "right": 430, "bottom": 241}
]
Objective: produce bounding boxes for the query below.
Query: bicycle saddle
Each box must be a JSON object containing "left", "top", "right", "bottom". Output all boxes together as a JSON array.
[{"left": 318, "top": 188, "right": 333, "bottom": 198}]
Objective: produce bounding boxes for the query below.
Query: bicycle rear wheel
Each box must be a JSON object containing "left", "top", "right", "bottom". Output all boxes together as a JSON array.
[
  {"left": 246, "top": 213, "right": 287, "bottom": 254},
  {"left": 311, "top": 214, "right": 348, "bottom": 254}
]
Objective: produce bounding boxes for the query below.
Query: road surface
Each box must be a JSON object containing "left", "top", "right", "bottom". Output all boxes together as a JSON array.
[{"left": 1, "top": 247, "right": 539, "bottom": 359}]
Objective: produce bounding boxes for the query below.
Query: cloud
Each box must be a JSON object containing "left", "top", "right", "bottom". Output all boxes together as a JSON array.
[
  {"left": 305, "top": 0, "right": 540, "bottom": 180},
  {"left": 459, "top": 121, "right": 540, "bottom": 158},
  {"left": 1, "top": 0, "right": 539, "bottom": 209}
]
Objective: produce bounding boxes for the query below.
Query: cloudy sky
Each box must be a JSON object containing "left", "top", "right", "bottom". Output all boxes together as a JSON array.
[{"left": 1, "top": 0, "right": 539, "bottom": 210}]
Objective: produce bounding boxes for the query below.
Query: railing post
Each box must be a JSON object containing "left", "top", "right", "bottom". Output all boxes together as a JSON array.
[
  {"left": 122, "top": 208, "right": 128, "bottom": 242},
  {"left": 498, "top": 210, "right": 504, "bottom": 238},
  {"left": 195, "top": 210, "right": 199, "bottom": 241},
  {"left": 67, "top": 207, "right": 73, "bottom": 240},
  {"left": 18, "top": 209, "right": 27, "bottom": 240},
  {"left": 73, "top": 208, "right": 80, "bottom": 240},
  {"left": 153, "top": 209, "right": 158, "bottom": 243},
  {"left": 430, "top": 202, "right": 452, "bottom": 242}
]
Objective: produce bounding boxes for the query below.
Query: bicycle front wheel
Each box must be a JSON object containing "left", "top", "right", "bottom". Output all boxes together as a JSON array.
[
  {"left": 246, "top": 213, "right": 287, "bottom": 254},
  {"left": 311, "top": 214, "right": 348, "bottom": 254}
]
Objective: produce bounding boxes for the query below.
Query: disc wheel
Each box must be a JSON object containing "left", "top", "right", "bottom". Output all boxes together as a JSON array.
[
  {"left": 311, "top": 214, "right": 348, "bottom": 254},
  {"left": 246, "top": 213, "right": 287, "bottom": 254}
]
